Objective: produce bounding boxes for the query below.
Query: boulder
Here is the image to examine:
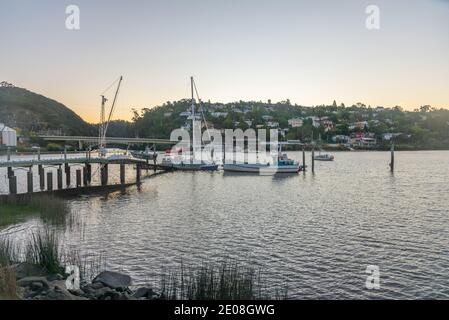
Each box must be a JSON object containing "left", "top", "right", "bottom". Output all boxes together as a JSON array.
[
  {"left": 13, "top": 263, "right": 47, "bottom": 279},
  {"left": 92, "top": 271, "right": 132, "bottom": 289},
  {"left": 132, "top": 287, "right": 157, "bottom": 299},
  {"left": 17, "top": 277, "right": 50, "bottom": 290}
]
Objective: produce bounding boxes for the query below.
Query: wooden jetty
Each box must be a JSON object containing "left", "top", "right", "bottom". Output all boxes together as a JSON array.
[{"left": 0, "top": 155, "right": 162, "bottom": 196}]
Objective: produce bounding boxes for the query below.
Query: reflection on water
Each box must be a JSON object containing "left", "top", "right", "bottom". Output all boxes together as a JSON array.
[{"left": 1, "top": 151, "right": 449, "bottom": 299}]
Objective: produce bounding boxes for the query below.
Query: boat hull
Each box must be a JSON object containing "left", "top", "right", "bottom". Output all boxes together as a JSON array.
[
  {"left": 161, "top": 162, "right": 218, "bottom": 171},
  {"left": 223, "top": 163, "right": 300, "bottom": 174}
]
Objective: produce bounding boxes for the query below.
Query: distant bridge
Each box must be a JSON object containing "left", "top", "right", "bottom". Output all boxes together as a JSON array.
[{"left": 38, "top": 135, "right": 175, "bottom": 145}]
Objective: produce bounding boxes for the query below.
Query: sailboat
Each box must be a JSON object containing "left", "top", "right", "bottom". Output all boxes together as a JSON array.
[
  {"left": 160, "top": 77, "right": 218, "bottom": 171},
  {"left": 313, "top": 133, "right": 334, "bottom": 161}
]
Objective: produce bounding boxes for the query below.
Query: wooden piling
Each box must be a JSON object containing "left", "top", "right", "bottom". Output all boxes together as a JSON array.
[
  {"left": 76, "top": 169, "right": 82, "bottom": 188},
  {"left": 120, "top": 163, "right": 126, "bottom": 185},
  {"left": 390, "top": 143, "right": 395, "bottom": 172},
  {"left": 302, "top": 146, "right": 306, "bottom": 172},
  {"left": 311, "top": 147, "right": 315, "bottom": 173},
  {"left": 57, "top": 167, "right": 63, "bottom": 189},
  {"left": 101, "top": 164, "right": 108, "bottom": 186},
  {"left": 136, "top": 163, "right": 141, "bottom": 184},
  {"left": 9, "top": 175, "right": 17, "bottom": 195},
  {"left": 38, "top": 165, "right": 45, "bottom": 190},
  {"left": 7, "top": 147, "right": 11, "bottom": 161},
  {"left": 65, "top": 164, "right": 71, "bottom": 187},
  {"left": 83, "top": 165, "right": 88, "bottom": 186},
  {"left": 47, "top": 172, "right": 53, "bottom": 191},
  {"left": 27, "top": 169, "right": 33, "bottom": 193},
  {"left": 7, "top": 167, "right": 13, "bottom": 178},
  {"left": 86, "top": 164, "right": 92, "bottom": 185}
]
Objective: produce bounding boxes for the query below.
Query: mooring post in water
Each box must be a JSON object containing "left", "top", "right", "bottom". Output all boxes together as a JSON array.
[
  {"left": 65, "top": 163, "right": 71, "bottom": 187},
  {"left": 38, "top": 165, "right": 45, "bottom": 190},
  {"left": 7, "top": 167, "right": 13, "bottom": 178},
  {"left": 302, "top": 146, "right": 306, "bottom": 172},
  {"left": 57, "top": 166, "right": 63, "bottom": 190},
  {"left": 83, "top": 164, "right": 89, "bottom": 186},
  {"left": 7, "top": 147, "right": 11, "bottom": 161},
  {"left": 120, "top": 163, "right": 126, "bottom": 185},
  {"left": 101, "top": 164, "right": 108, "bottom": 186},
  {"left": 86, "top": 163, "right": 92, "bottom": 185},
  {"left": 27, "top": 168, "right": 33, "bottom": 193},
  {"left": 76, "top": 169, "right": 82, "bottom": 188},
  {"left": 390, "top": 143, "right": 395, "bottom": 172},
  {"left": 37, "top": 147, "right": 41, "bottom": 161},
  {"left": 136, "top": 163, "right": 141, "bottom": 184},
  {"left": 47, "top": 171, "right": 53, "bottom": 191},
  {"left": 9, "top": 175, "right": 17, "bottom": 195},
  {"left": 311, "top": 146, "right": 315, "bottom": 173},
  {"left": 64, "top": 146, "right": 67, "bottom": 161}
]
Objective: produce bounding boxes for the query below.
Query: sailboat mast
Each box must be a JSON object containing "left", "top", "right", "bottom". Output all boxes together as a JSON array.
[{"left": 191, "top": 76, "right": 195, "bottom": 160}]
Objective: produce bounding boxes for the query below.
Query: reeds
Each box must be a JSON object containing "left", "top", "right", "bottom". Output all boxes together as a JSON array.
[
  {"left": 24, "top": 227, "right": 64, "bottom": 275},
  {"left": 0, "top": 265, "right": 17, "bottom": 299},
  {"left": 160, "top": 260, "right": 286, "bottom": 300}
]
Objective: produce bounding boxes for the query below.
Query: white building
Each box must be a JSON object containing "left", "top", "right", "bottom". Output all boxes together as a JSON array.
[
  {"left": 0, "top": 124, "right": 17, "bottom": 147},
  {"left": 288, "top": 118, "right": 303, "bottom": 128},
  {"left": 211, "top": 112, "right": 228, "bottom": 118}
]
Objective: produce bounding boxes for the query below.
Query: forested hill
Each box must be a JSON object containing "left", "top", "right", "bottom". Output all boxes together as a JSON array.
[{"left": 0, "top": 85, "right": 94, "bottom": 136}]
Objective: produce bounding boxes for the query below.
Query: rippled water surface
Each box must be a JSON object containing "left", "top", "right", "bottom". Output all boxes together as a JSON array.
[{"left": 2, "top": 151, "right": 449, "bottom": 299}]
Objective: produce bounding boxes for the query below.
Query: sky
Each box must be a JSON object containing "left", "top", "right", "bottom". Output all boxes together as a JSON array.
[{"left": 1, "top": 0, "right": 448, "bottom": 122}]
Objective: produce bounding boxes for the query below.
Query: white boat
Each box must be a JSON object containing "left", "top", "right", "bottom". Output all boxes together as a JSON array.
[
  {"left": 223, "top": 143, "right": 301, "bottom": 174},
  {"left": 313, "top": 134, "right": 334, "bottom": 161},
  {"left": 314, "top": 153, "right": 334, "bottom": 161}
]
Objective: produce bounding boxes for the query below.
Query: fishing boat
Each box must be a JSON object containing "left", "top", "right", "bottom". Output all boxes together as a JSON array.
[
  {"left": 160, "top": 77, "right": 218, "bottom": 171},
  {"left": 223, "top": 142, "right": 301, "bottom": 174}
]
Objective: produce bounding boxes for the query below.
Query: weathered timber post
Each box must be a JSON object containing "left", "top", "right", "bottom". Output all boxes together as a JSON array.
[
  {"left": 7, "top": 167, "right": 13, "bottom": 178},
  {"left": 9, "top": 175, "right": 17, "bottom": 195},
  {"left": 83, "top": 164, "right": 89, "bottom": 186},
  {"left": 47, "top": 172, "right": 53, "bottom": 191},
  {"left": 76, "top": 169, "right": 82, "bottom": 188},
  {"left": 390, "top": 143, "right": 395, "bottom": 172},
  {"left": 27, "top": 168, "right": 33, "bottom": 193},
  {"left": 120, "top": 163, "right": 126, "bottom": 185},
  {"left": 37, "top": 147, "right": 41, "bottom": 161},
  {"left": 101, "top": 164, "right": 108, "bottom": 186},
  {"left": 57, "top": 166, "right": 63, "bottom": 189},
  {"left": 38, "top": 165, "right": 45, "bottom": 190},
  {"left": 7, "top": 147, "right": 11, "bottom": 161},
  {"left": 136, "top": 163, "right": 141, "bottom": 184},
  {"left": 311, "top": 146, "right": 315, "bottom": 174},
  {"left": 64, "top": 146, "right": 67, "bottom": 161},
  {"left": 86, "top": 164, "right": 92, "bottom": 185},
  {"left": 65, "top": 163, "right": 71, "bottom": 187},
  {"left": 302, "top": 146, "right": 306, "bottom": 172}
]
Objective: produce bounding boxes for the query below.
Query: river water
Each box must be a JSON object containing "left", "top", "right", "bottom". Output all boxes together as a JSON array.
[{"left": 1, "top": 151, "right": 449, "bottom": 299}]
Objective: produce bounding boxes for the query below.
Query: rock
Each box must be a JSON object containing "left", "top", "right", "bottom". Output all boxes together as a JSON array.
[
  {"left": 92, "top": 271, "right": 132, "bottom": 289},
  {"left": 68, "top": 289, "right": 85, "bottom": 297},
  {"left": 47, "top": 273, "right": 64, "bottom": 281},
  {"left": 30, "top": 282, "right": 44, "bottom": 291},
  {"left": 132, "top": 287, "right": 157, "bottom": 299},
  {"left": 17, "top": 277, "right": 50, "bottom": 290},
  {"left": 13, "top": 263, "right": 47, "bottom": 279}
]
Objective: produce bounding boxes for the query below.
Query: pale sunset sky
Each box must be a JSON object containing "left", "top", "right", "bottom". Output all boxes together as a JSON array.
[{"left": 1, "top": 0, "right": 448, "bottom": 122}]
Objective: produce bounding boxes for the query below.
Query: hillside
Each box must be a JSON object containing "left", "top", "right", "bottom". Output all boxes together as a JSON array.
[{"left": 0, "top": 85, "right": 94, "bottom": 135}]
